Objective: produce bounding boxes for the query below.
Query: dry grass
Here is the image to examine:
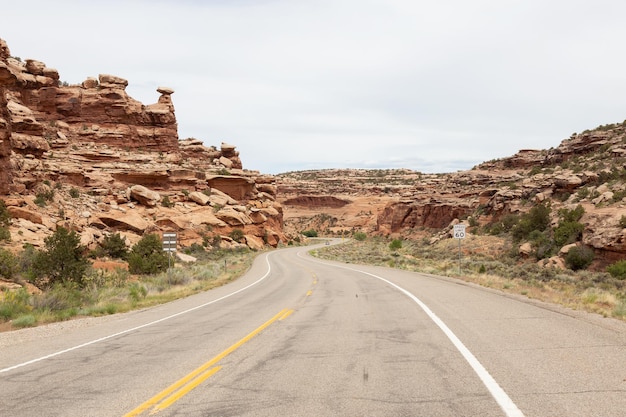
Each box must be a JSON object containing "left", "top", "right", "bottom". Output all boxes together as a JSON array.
[
  {"left": 0, "top": 248, "right": 259, "bottom": 331},
  {"left": 313, "top": 237, "right": 626, "bottom": 321}
]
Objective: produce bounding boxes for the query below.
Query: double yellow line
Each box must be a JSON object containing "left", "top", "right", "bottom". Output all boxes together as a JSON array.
[{"left": 124, "top": 308, "right": 293, "bottom": 416}]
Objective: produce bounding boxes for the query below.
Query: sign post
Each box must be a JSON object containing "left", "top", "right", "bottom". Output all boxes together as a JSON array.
[
  {"left": 453, "top": 224, "right": 466, "bottom": 274},
  {"left": 162, "top": 232, "right": 177, "bottom": 283}
]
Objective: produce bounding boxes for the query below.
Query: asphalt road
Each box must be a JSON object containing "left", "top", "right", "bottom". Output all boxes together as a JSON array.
[{"left": 1, "top": 242, "right": 625, "bottom": 416}]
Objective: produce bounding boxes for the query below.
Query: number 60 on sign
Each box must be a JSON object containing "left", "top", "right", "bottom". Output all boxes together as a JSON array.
[{"left": 453, "top": 224, "right": 466, "bottom": 239}]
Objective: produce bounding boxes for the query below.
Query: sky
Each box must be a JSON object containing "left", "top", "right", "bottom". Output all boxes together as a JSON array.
[{"left": 3, "top": 0, "right": 626, "bottom": 174}]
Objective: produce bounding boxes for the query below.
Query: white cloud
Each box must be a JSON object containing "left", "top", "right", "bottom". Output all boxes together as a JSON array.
[{"left": 3, "top": 0, "right": 626, "bottom": 174}]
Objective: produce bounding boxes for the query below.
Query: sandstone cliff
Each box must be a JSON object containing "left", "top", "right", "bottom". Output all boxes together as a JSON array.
[
  {"left": 277, "top": 125, "right": 626, "bottom": 269},
  {"left": 0, "top": 38, "right": 283, "bottom": 253}
]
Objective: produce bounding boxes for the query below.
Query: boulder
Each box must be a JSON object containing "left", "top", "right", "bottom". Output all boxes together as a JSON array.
[
  {"left": 244, "top": 234, "right": 265, "bottom": 250},
  {"left": 8, "top": 206, "right": 43, "bottom": 224},
  {"left": 189, "top": 191, "right": 211, "bottom": 206},
  {"left": 215, "top": 207, "right": 252, "bottom": 226},
  {"left": 98, "top": 211, "right": 149, "bottom": 233},
  {"left": 129, "top": 185, "right": 160, "bottom": 207}
]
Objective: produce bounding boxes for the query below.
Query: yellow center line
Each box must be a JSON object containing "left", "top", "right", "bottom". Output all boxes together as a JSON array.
[
  {"left": 306, "top": 290, "right": 313, "bottom": 296},
  {"left": 152, "top": 366, "right": 222, "bottom": 413},
  {"left": 124, "top": 308, "right": 292, "bottom": 416}
]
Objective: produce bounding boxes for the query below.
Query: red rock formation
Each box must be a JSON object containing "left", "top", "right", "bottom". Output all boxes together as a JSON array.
[
  {"left": 0, "top": 38, "right": 285, "bottom": 251},
  {"left": 282, "top": 195, "right": 350, "bottom": 208}
]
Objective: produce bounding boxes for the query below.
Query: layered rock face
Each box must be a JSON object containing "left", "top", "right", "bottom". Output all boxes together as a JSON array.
[
  {"left": 277, "top": 123, "right": 626, "bottom": 269},
  {"left": 0, "top": 38, "right": 284, "bottom": 251}
]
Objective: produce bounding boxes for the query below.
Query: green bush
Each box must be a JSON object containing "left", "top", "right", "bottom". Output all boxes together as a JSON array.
[
  {"left": 529, "top": 230, "right": 553, "bottom": 260},
  {"left": 565, "top": 246, "right": 594, "bottom": 271},
  {"left": 30, "top": 227, "right": 90, "bottom": 289},
  {"left": 512, "top": 203, "right": 551, "bottom": 241},
  {"left": 302, "top": 229, "right": 318, "bottom": 238},
  {"left": 0, "top": 288, "right": 31, "bottom": 321},
  {"left": 0, "top": 248, "right": 18, "bottom": 279},
  {"left": 34, "top": 189, "right": 55, "bottom": 207},
  {"left": 553, "top": 221, "right": 584, "bottom": 247},
  {"left": 69, "top": 187, "right": 80, "bottom": 198},
  {"left": 607, "top": 260, "right": 626, "bottom": 279},
  {"left": 389, "top": 239, "right": 403, "bottom": 250},
  {"left": 128, "top": 282, "right": 148, "bottom": 304},
  {"left": 0, "top": 226, "right": 10, "bottom": 242},
  {"left": 229, "top": 229, "right": 244, "bottom": 243},
  {"left": 100, "top": 233, "right": 129, "bottom": 260},
  {"left": 161, "top": 195, "right": 174, "bottom": 208},
  {"left": 12, "top": 314, "right": 37, "bottom": 328},
  {"left": 558, "top": 205, "right": 584, "bottom": 223},
  {"left": 31, "top": 283, "right": 84, "bottom": 311},
  {"left": 0, "top": 199, "right": 10, "bottom": 226},
  {"left": 353, "top": 231, "right": 367, "bottom": 241},
  {"left": 127, "top": 234, "right": 168, "bottom": 275}
]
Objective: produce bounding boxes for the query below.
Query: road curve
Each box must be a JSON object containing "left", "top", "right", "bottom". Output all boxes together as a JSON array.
[{"left": 1, "top": 242, "right": 625, "bottom": 416}]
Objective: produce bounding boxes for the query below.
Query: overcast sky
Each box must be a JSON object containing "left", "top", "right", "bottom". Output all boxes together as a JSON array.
[{"left": 3, "top": 0, "right": 626, "bottom": 174}]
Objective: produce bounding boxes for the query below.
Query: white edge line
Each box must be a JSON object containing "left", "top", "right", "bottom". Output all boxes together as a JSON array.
[
  {"left": 303, "top": 254, "right": 525, "bottom": 417},
  {"left": 0, "top": 252, "right": 274, "bottom": 375}
]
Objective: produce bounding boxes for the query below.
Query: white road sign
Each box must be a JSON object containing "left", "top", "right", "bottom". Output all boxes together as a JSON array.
[
  {"left": 162, "top": 232, "right": 177, "bottom": 252},
  {"left": 453, "top": 224, "right": 466, "bottom": 239}
]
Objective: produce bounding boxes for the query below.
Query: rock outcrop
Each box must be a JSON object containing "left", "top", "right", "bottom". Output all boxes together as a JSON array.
[
  {"left": 0, "top": 38, "right": 285, "bottom": 253},
  {"left": 277, "top": 123, "right": 626, "bottom": 269}
]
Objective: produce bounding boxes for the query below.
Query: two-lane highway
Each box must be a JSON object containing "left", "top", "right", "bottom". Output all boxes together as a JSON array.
[{"left": 1, "top": 243, "right": 625, "bottom": 416}]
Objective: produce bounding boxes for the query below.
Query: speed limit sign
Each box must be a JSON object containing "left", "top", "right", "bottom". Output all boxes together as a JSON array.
[{"left": 453, "top": 224, "right": 466, "bottom": 239}]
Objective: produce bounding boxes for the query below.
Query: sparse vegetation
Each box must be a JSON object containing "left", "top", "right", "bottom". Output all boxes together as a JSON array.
[
  {"left": 29, "top": 227, "right": 90, "bottom": 289},
  {"left": 34, "top": 189, "right": 55, "bottom": 207},
  {"left": 564, "top": 246, "right": 594, "bottom": 271},
  {"left": 99, "top": 233, "right": 129, "bottom": 260},
  {"left": 312, "top": 236, "right": 626, "bottom": 320},
  {"left": 161, "top": 195, "right": 174, "bottom": 208},
  {"left": 0, "top": 241, "right": 260, "bottom": 330},
  {"left": 127, "top": 234, "right": 168, "bottom": 275},
  {"left": 607, "top": 260, "right": 626, "bottom": 279},
  {"left": 229, "top": 229, "right": 244, "bottom": 243},
  {"left": 389, "top": 239, "right": 402, "bottom": 250}
]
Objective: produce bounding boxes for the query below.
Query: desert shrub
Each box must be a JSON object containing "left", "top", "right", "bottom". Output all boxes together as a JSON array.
[
  {"left": 127, "top": 234, "right": 168, "bottom": 275},
  {"left": 100, "top": 233, "right": 128, "bottom": 260},
  {"left": 0, "top": 288, "right": 31, "bottom": 321},
  {"left": 302, "top": 229, "right": 318, "bottom": 238},
  {"left": 529, "top": 230, "right": 554, "bottom": 260},
  {"left": 0, "top": 226, "right": 10, "bottom": 242},
  {"left": 558, "top": 205, "right": 585, "bottom": 223},
  {"left": 128, "top": 282, "right": 148, "bottom": 304},
  {"left": 69, "top": 187, "right": 80, "bottom": 198},
  {"left": 565, "top": 246, "right": 595, "bottom": 271},
  {"left": 31, "top": 283, "right": 84, "bottom": 311},
  {"left": 0, "top": 199, "right": 10, "bottom": 226},
  {"left": 229, "top": 229, "right": 244, "bottom": 243},
  {"left": 34, "top": 189, "right": 55, "bottom": 207},
  {"left": 12, "top": 314, "right": 37, "bottom": 328},
  {"left": 0, "top": 200, "right": 11, "bottom": 241},
  {"left": 553, "top": 205, "right": 585, "bottom": 248},
  {"left": 161, "top": 195, "right": 174, "bottom": 208},
  {"left": 30, "top": 227, "right": 90, "bottom": 289},
  {"left": 389, "top": 239, "right": 403, "bottom": 250},
  {"left": 512, "top": 203, "right": 551, "bottom": 241},
  {"left": 353, "top": 231, "right": 367, "bottom": 241},
  {"left": 486, "top": 213, "right": 519, "bottom": 235},
  {"left": 620, "top": 215, "right": 626, "bottom": 228},
  {"left": 0, "top": 248, "right": 18, "bottom": 279},
  {"left": 607, "top": 260, "right": 626, "bottom": 279},
  {"left": 553, "top": 221, "right": 584, "bottom": 247},
  {"left": 184, "top": 243, "right": 206, "bottom": 255}
]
